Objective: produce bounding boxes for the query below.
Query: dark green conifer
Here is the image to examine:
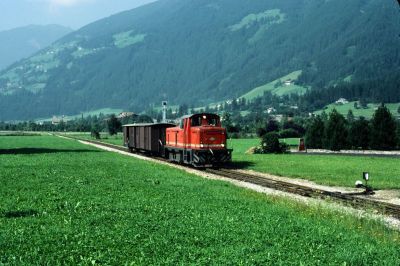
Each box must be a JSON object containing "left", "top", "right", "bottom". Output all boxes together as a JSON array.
[
  {"left": 324, "top": 109, "right": 348, "bottom": 151},
  {"left": 348, "top": 117, "right": 370, "bottom": 149},
  {"left": 370, "top": 105, "right": 397, "bottom": 150},
  {"left": 305, "top": 115, "right": 325, "bottom": 149}
]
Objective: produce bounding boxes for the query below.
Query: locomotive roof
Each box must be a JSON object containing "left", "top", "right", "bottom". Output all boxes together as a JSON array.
[
  {"left": 180, "top": 113, "right": 220, "bottom": 120},
  {"left": 122, "top": 123, "right": 175, "bottom": 127}
]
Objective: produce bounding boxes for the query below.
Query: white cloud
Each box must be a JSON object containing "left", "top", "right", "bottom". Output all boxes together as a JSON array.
[
  {"left": 31, "top": 0, "right": 96, "bottom": 14},
  {"left": 47, "top": 0, "right": 94, "bottom": 7}
]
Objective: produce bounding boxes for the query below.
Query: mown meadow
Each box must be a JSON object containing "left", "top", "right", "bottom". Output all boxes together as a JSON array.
[
  {"left": 229, "top": 139, "right": 400, "bottom": 190},
  {"left": 0, "top": 135, "right": 400, "bottom": 264},
  {"left": 64, "top": 133, "right": 400, "bottom": 189}
]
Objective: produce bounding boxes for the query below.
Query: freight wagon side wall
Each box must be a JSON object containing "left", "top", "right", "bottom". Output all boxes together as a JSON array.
[
  {"left": 123, "top": 127, "right": 128, "bottom": 146},
  {"left": 128, "top": 127, "right": 135, "bottom": 148}
]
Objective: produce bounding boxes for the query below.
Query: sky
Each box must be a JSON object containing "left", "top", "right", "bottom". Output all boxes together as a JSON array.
[{"left": 0, "top": 0, "right": 157, "bottom": 31}]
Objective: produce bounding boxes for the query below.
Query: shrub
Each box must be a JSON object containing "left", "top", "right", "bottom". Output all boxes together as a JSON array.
[
  {"left": 255, "top": 132, "right": 288, "bottom": 154},
  {"left": 107, "top": 114, "right": 122, "bottom": 136}
]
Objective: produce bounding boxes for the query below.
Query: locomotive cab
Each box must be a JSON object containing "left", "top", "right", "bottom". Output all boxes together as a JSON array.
[{"left": 166, "top": 113, "right": 232, "bottom": 167}]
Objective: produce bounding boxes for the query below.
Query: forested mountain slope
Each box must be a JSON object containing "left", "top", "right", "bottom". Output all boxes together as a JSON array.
[
  {"left": 0, "top": 25, "right": 72, "bottom": 71},
  {"left": 0, "top": 0, "right": 399, "bottom": 120}
]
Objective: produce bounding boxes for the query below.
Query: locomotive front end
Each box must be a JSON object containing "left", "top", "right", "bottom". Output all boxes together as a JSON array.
[
  {"left": 192, "top": 122, "right": 232, "bottom": 166},
  {"left": 165, "top": 113, "right": 232, "bottom": 167}
]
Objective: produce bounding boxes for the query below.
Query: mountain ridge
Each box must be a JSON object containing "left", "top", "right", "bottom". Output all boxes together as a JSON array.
[
  {"left": 0, "top": 0, "right": 399, "bottom": 120},
  {"left": 0, "top": 24, "right": 72, "bottom": 71}
]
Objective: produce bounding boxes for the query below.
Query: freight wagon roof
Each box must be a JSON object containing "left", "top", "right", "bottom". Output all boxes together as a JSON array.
[{"left": 122, "top": 123, "right": 176, "bottom": 127}]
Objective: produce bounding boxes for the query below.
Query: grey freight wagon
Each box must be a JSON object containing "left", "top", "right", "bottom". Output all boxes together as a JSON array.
[{"left": 123, "top": 123, "right": 175, "bottom": 155}]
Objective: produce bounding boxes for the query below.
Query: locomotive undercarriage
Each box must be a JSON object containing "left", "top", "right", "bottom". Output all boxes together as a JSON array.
[{"left": 165, "top": 147, "right": 232, "bottom": 167}]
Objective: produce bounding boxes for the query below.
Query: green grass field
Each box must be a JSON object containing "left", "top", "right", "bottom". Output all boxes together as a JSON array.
[
  {"left": 62, "top": 132, "right": 124, "bottom": 146},
  {"left": 62, "top": 135, "right": 400, "bottom": 189},
  {"left": 240, "top": 71, "right": 309, "bottom": 100},
  {"left": 229, "top": 139, "right": 400, "bottom": 190},
  {"left": 280, "top": 138, "right": 300, "bottom": 147},
  {"left": 1, "top": 135, "right": 400, "bottom": 264},
  {"left": 315, "top": 101, "right": 400, "bottom": 119}
]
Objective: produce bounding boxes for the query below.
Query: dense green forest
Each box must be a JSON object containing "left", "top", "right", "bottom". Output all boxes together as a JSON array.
[
  {"left": 0, "top": 0, "right": 399, "bottom": 120},
  {"left": 2, "top": 104, "right": 399, "bottom": 150}
]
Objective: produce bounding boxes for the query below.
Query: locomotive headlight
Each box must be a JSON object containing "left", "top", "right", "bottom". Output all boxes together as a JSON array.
[
  {"left": 200, "top": 144, "right": 204, "bottom": 148},
  {"left": 221, "top": 144, "right": 225, "bottom": 148}
]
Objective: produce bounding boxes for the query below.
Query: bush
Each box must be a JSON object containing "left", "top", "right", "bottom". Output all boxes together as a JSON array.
[
  {"left": 255, "top": 132, "right": 288, "bottom": 154},
  {"left": 107, "top": 114, "right": 122, "bottom": 136},
  {"left": 91, "top": 129, "right": 100, "bottom": 139}
]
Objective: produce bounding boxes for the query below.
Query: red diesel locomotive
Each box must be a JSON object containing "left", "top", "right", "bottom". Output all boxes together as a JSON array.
[
  {"left": 123, "top": 113, "right": 232, "bottom": 167},
  {"left": 165, "top": 113, "right": 232, "bottom": 167}
]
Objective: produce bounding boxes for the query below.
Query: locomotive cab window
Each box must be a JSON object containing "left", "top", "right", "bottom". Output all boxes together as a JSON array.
[
  {"left": 191, "top": 116, "right": 202, "bottom": 127},
  {"left": 207, "top": 117, "right": 218, "bottom": 126},
  {"left": 191, "top": 114, "right": 220, "bottom": 127},
  {"left": 179, "top": 119, "right": 185, "bottom": 129}
]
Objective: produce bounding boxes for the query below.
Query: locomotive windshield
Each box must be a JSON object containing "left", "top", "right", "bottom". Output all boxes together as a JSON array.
[{"left": 191, "top": 114, "right": 220, "bottom": 127}]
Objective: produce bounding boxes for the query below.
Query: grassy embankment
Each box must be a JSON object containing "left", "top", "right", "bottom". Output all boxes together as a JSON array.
[{"left": 1, "top": 135, "right": 399, "bottom": 264}]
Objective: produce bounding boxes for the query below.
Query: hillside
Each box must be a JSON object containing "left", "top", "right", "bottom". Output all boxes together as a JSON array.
[
  {"left": 0, "top": 0, "right": 399, "bottom": 120},
  {"left": 0, "top": 25, "right": 72, "bottom": 71},
  {"left": 315, "top": 101, "right": 400, "bottom": 119},
  {"left": 240, "top": 71, "right": 308, "bottom": 100}
]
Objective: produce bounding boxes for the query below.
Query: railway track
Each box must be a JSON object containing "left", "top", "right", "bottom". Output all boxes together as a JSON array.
[
  {"left": 59, "top": 134, "right": 400, "bottom": 220},
  {"left": 205, "top": 168, "right": 400, "bottom": 219}
]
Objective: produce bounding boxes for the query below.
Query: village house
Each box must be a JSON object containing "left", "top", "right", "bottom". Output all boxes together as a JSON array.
[{"left": 335, "top": 98, "right": 349, "bottom": 105}]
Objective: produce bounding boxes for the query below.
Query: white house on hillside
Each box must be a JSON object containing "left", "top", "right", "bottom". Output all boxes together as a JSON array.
[{"left": 335, "top": 98, "right": 349, "bottom": 105}]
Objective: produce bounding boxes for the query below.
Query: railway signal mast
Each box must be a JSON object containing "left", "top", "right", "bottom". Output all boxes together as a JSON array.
[{"left": 162, "top": 101, "right": 168, "bottom": 123}]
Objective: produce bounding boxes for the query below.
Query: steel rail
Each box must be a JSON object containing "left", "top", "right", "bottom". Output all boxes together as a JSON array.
[{"left": 206, "top": 168, "right": 400, "bottom": 219}]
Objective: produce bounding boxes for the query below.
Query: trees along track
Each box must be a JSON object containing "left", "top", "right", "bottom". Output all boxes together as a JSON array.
[{"left": 59, "top": 134, "right": 400, "bottom": 220}]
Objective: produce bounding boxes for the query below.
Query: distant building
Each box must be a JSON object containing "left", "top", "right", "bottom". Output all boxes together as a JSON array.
[
  {"left": 284, "top": 80, "right": 293, "bottom": 86},
  {"left": 52, "top": 115, "right": 67, "bottom": 125},
  {"left": 267, "top": 107, "right": 276, "bottom": 114},
  {"left": 117, "top": 112, "right": 136, "bottom": 119},
  {"left": 270, "top": 115, "right": 284, "bottom": 123},
  {"left": 335, "top": 98, "right": 349, "bottom": 105}
]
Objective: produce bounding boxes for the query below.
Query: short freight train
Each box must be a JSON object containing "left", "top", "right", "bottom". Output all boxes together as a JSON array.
[{"left": 123, "top": 113, "right": 232, "bottom": 167}]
